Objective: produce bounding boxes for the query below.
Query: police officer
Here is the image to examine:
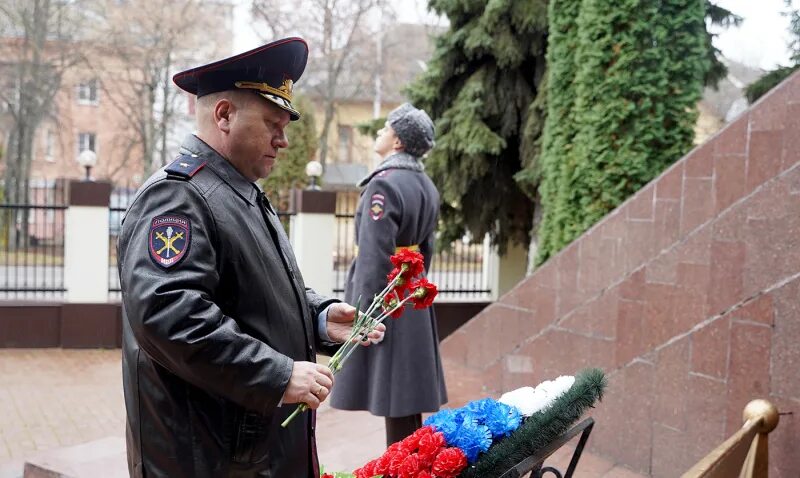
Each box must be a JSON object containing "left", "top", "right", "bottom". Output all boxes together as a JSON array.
[
  {"left": 118, "top": 38, "right": 384, "bottom": 478},
  {"left": 329, "top": 103, "right": 447, "bottom": 446}
]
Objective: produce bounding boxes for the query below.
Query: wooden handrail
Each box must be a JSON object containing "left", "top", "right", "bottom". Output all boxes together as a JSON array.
[{"left": 681, "top": 399, "right": 780, "bottom": 478}]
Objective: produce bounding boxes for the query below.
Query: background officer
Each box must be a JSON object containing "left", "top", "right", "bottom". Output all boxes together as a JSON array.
[{"left": 330, "top": 103, "right": 448, "bottom": 446}]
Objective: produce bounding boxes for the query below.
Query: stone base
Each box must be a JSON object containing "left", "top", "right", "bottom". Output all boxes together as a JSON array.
[{"left": 23, "top": 437, "right": 126, "bottom": 478}]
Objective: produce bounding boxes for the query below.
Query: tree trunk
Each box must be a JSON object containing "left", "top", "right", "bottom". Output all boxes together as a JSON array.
[
  {"left": 317, "top": 3, "right": 335, "bottom": 167},
  {"left": 159, "top": 52, "right": 172, "bottom": 168}
]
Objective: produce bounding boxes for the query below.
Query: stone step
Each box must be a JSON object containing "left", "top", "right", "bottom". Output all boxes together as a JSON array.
[
  {"left": 0, "top": 461, "right": 24, "bottom": 478},
  {"left": 23, "top": 437, "right": 126, "bottom": 478}
]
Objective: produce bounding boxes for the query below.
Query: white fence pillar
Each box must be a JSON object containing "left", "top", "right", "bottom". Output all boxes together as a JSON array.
[
  {"left": 64, "top": 181, "right": 111, "bottom": 303},
  {"left": 289, "top": 189, "right": 337, "bottom": 297},
  {"left": 483, "top": 235, "right": 529, "bottom": 300}
]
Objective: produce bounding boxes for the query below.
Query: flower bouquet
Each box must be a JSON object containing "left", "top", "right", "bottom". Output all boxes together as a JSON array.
[
  {"left": 281, "top": 249, "right": 439, "bottom": 428},
  {"left": 346, "top": 368, "right": 606, "bottom": 478}
]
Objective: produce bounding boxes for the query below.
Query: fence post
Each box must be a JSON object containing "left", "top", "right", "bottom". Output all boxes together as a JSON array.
[
  {"left": 290, "top": 189, "right": 337, "bottom": 297},
  {"left": 484, "top": 236, "right": 528, "bottom": 300},
  {"left": 64, "top": 180, "right": 112, "bottom": 303}
]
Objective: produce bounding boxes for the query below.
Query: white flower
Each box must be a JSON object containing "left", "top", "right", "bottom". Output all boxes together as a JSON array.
[
  {"left": 499, "top": 386, "right": 538, "bottom": 416},
  {"left": 498, "top": 375, "right": 575, "bottom": 417}
]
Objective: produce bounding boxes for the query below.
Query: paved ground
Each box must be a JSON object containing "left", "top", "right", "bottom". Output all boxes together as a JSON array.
[{"left": 0, "top": 349, "right": 645, "bottom": 477}]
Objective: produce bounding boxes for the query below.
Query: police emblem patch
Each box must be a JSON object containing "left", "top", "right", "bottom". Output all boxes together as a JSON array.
[
  {"left": 369, "top": 193, "right": 385, "bottom": 221},
  {"left": 149, "top": 215, "right": 190, "bottom": 268}
]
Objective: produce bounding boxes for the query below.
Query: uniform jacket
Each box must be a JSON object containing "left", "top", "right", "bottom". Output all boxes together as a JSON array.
[
  {"left": 118, "top": 134, "right": 337, "bottom": 478},
  {"left": 329, "top": 152, "right": 448, "bottom": 417}
]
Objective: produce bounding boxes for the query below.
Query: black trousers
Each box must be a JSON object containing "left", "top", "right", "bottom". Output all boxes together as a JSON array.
[{"left": 385, "top": 414, "right": 422, "bottom": 447}]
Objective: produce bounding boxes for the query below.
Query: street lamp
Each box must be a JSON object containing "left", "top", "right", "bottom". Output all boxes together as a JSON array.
[
  {"left": 305, "top": 160, "right": 322, "bottom": 190},
  {"left": 77, "top": 149, "right": 97, "bottom": 181}
]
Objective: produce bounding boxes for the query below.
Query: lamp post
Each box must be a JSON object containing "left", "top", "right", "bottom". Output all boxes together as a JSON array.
[
  {"left": 305, "top": 160, "right": 322, "bottom": 190},
  {"left": 77, "top": 150, "right": 97, "bottom": 181}
]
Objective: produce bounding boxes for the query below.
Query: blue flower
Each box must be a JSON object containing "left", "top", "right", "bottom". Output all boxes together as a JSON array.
[
  {"left": 450, "top": 417, "right": 492, "bottom": 463},
  {"left": 483, "top": 401, "right": 522, "bottom": 439},
  {"left": 424, "top": 408, "right": 465, "bottom": 444}
]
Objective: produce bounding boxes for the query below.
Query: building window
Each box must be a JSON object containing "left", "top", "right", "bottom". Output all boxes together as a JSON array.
[
  {"left": 338, "top": 125, "right": 353, "bottom": 163},
  {"left": 45, "top": 130, "right": 55, "bottom": 162},
  {"left": 77, "top": 132, "right": 96, "bottom": 158},
  {"left": 77, "top": 79, "right": 98, "bottom": 105}
]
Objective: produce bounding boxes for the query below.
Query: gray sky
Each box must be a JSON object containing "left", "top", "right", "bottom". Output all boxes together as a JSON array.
[
  {"left": 234, "top": 0, "right": 794, "bottom": 71},
  {"left": 713, "top": 0, "right": 792, "bottom": 70}
]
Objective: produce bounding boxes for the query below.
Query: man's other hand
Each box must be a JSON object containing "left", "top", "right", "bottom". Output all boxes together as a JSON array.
[
  {"left": 326, "top": 302, "right": 386, "bottom": 346},
  {"left": 281, "top": 361, "right": 333, "bottom": 408}
]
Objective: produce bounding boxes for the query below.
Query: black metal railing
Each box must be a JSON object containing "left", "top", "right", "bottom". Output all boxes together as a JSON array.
[
  {"left": 109, "top": 185, "right": 138, "bottom": 301},
  {"left": 332, "top": 192, "right": 491, "bottom": 300},
  {"left": 0, "top": 181, "right": 68, "bottom": 301},
  {"left": 499, "top": 418, "right": 594, "bottom": 478}
]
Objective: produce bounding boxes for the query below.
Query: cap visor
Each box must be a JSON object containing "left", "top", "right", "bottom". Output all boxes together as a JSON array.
[{"left": 258, "top": 92, "right": 301, "bottom": 121}]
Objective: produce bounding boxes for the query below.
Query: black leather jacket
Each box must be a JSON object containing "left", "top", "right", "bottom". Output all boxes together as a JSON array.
[{"left": 118, "top": 135, "right": 337, "bottom": 477}]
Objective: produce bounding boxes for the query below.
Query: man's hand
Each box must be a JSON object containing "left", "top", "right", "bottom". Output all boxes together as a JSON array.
[
  {"left": 281, "top": 361, "right": 334, "bottom": 409},
  {"left": 326, "top": 302, "right": 386, "bottom": 346}
]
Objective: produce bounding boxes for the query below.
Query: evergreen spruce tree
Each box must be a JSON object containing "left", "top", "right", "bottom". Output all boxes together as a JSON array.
[
  {"left": 260, "top": 95, "right": 317, "bottom": 209},
  {"left": 536, "top": 0, "right": 708, "bottom": 264},
  {"left": 407, "top": 0, "right": 549, "bottom": 252},
  {"left": 535, "top": 0, "right": 583, "bottom": 260}
]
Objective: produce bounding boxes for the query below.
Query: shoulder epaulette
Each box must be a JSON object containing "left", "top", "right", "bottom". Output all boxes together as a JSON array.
[{"left": 165, "top": 154, "right": 206, "bottom": 180}]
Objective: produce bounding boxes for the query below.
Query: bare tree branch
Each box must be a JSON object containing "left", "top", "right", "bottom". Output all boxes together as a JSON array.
[{"left": 250, "top": 0, "right": 379, "bottom": 166}]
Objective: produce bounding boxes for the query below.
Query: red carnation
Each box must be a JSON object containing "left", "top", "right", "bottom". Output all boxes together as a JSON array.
[
  {"left": 355, "top": 460, "right": 376, "bottom": 478},
  {"left": 410, "top": 278, "right": 438, "bottom": 309},
  {"left": 388, "top": 450, "right": 407, "bottom": 475},
  {"left": 390, "top": 249, "right": 425, "bottom": 278},
  {"left": 404, "top": 425, "right": 434, "bottom": 450},
  {"left": 398, "top": 453, "right": 421, "bottom": 478},
  {"left": 418, "top": 430, "right": 446, "bottom": 457},
  {"left": 431, "top": 447, "right": 467, "bottom": 478},
  {"left": 321, "top": 474, "right": 334, "bottom": 478},
  {"left": 387, "top": 268, "right": 412, "bottom": 294},
  {"left": 383, "top": 294, "right": 404, "bottom": 319},
  {"left": 373, "top": 453, "right": 391, "bottom": 474},
  {"left": 416, "top": 472, "right": 432, "bottom": 478}
]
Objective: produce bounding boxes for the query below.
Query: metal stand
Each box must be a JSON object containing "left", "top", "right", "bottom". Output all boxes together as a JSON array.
[{"left": 499, "top": 418, "right": 595, "bottom": 478}]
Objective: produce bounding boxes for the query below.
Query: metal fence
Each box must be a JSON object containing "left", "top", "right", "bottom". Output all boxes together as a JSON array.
[
  {"left": 332, "top": 192, "right": 491, "bottom": 301},
  {"left": 1, "top": 181, "right": 487, "bottom": 302},
  {"left": 109, "top": 184, "right": 138, "bottom": 301},
  {"left": 0, "top": 180, "right": 67, "bottom": 301}
]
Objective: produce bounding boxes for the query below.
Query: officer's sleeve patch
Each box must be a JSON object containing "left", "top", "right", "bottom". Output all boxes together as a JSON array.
[
  {"left": 148, "top": 215, "right": 191, "bottom": 268},
  {"left": 369, "top": 193, "right": 385, "bottom": 221}
]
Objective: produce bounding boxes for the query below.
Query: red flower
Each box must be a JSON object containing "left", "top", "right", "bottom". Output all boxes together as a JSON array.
[
  {"left": 398, "top": 453, "right": 421, "bottom": 478},
  {"left": 383, "top": 294, "right": 404, "bottom": 319},
  {"left": 403, "top": 425, "right": 434, "bottom": 450},
  {"left": 410, "top": 278, "right": 438, "bottom": 309},
  {"left": 418, "top": 430, "right": 446, "bottom": 457},
  {"left": 431, "top": 447, "right": 467, "bottom": 478},
  {"left": 416, "top": 472, "right": 432, "bottom": 478},
  {"left": 387, "top": 268, "right": 412, "bottom": 294},
  {"left": 320, "top": 474, "right": 334, "bottom": 478},
  {"left": 390, "top": 249, "right": 425, "bottom": 278},
  {"left": 388, "top": 450, "right": 406, "bottom": 475},
  {"left": 373, "top": 454, "right": 391, "bottom": 474}
]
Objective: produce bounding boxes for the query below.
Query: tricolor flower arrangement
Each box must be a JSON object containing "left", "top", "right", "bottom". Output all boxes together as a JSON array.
[
  {"left": 340, "top": 369, "right": 606, "bottom": 478},
  {"left": 282, "top": 249, "right": 438, "bottom": 428}
]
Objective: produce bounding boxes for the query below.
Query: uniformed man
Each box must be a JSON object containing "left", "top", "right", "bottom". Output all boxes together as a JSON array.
[
  {"left": 329, "top": 103, "right": 448, "bottom": 446},
  {"left": 118, "top": 37, "right": 384, "bottom": 478}
]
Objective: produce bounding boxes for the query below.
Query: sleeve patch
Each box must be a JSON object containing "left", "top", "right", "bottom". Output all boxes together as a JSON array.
[
  {"left": 149, "top": 215, "right": 191, "bottom": 268},
  {"left": 369, "top": 193, "right": 385, "bottom": 221}
]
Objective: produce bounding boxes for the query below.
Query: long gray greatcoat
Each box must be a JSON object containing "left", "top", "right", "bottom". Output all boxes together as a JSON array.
[
  {"left": 119, "top": 134, "right": 338, "bottom": 478},
  {"left": 330, "top": 152, "right": 448, "bottom": 417}
]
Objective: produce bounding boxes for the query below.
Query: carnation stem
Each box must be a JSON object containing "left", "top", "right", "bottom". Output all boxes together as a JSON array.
[
  {"left": 280, "top": 403, "right": 307, "bottom": 428},
  {"left": 282, "top": 265, "right": 413, "bottom": 427}
]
